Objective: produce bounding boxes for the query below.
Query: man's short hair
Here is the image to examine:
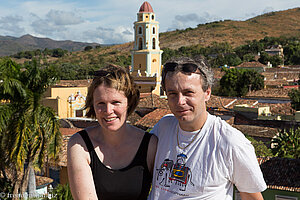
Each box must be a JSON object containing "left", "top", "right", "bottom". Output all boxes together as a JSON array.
[{"left": 161, "top": 56, "right": 214, "bottom": 92}]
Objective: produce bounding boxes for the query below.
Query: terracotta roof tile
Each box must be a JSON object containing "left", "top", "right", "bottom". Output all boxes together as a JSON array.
[
  {"left": 246, "top": 88, "right": 292, "bottom": 98},
  {"left": 59, "top": 127, "right": 82, "bottom": 135},
  {"left": 55, "top": 79, "right": 92, "bottom": 87},
  {"left": 232, "top": 124, "right": 278, "bottom": 138},
  {"left": 237, "top": 61, "right": 266, "bottom": 68},
  {"left": 57, "top": 135, "right": 72, "bottom": 167},
  {"left": 134, "top": 108, "right": 172, "bottom": 129},
  {"left": 139, "top": 1, "right": 154, "bottom": 13},
  {"left": 260, "top": 157, "right": 300, "bottom": 192},
  {"left": 127, "top": 111, "right": 142, "bottom": 125},
  {"left": 138, "top": 94, "right": 169, "bottom": 109}
]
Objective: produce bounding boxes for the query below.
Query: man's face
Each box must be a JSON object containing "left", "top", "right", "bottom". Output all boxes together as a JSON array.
[{"left": 165, "top": 71, "right": 211, "bottom": 131}]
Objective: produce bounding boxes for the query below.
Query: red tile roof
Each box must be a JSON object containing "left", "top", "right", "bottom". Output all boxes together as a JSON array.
[
  {"left": 134, "top": 108, "right": 172, "bottom": 129},
  {"left": 57, "top": 135, "right": 72, "bottom": 167},
  {"left": 260, "top": 157, "right": 300, "bottom": 192},
  {"left": 237, "top": 61, "right": 266, "bottom": 68},
  {"left": 232, "top": 124, "right": 278, "bottom": 138},
  {"left": 138, "top": 94, "right": 169, "bottom": 109},
  {"left": 54, "top": 79, "right": 91, "bottom": 87},
  {"left": 246, "top": 88, "right": 291, "bottom": 98},
  {"left": 139, "top": 1, "right": 154, "bottom": 13},
  {"left": 60, "top": 127, "right": 82, "bottom": 135}
]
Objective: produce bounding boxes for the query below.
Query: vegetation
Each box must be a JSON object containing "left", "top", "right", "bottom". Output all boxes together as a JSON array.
[
  {"left": 246, "top": 136, "right": 273, "bottom": 158},
  {"left": 217, "top": 68, "right": 264, "bottom": 97},
  {"left": 12, "top": 48, "right": 68, "bottom": 59},
  {"left": 84, "top": 46, "right": 93, "bottom": 51},
  {"left": 288, "top": 89, "right": 300, "bottom": 111},
  {"left": 45, "top": 184, "right": 73, "bottom": 200},
  {"left": 0, "top": 58, "right": 62, "bottom": 196},
  {"left": 161, "top": 36, "right": 300, "bottom": 68},
  {"left": 271, "top": 128, "right": 300, "bottom": 159}
]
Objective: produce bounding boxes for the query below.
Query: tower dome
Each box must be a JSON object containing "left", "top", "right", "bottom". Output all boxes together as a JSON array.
[{"left": 139, "top": 1, "right": 154, "bottom": 13}]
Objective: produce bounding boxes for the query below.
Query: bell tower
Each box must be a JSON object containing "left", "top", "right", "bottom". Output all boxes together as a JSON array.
[{"left": 131, "top": 1, "right": 163, "bottom": 95}]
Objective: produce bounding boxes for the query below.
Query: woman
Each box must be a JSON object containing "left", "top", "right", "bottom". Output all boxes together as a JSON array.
[{"left": 67, "top": 64, "right": 158, "bottom": 200}]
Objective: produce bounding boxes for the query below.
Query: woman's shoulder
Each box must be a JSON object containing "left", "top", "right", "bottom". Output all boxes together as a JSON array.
[
  {"left": 68, "top": 130, "right": 84, "bottom": 146},
  {"left": 68, "top": 128, "right": 94, "bottom": 151}
]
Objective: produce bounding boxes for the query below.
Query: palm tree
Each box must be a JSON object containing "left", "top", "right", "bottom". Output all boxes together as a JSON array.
[
  {"left": 271, "top": 127, "right": 300, "bottom": 159},
  {"left": 0, "top": 58, "right": 61, "bottom": 197}
]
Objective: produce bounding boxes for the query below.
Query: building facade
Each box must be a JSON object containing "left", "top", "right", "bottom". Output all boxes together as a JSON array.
[{"left": 131, "top": 1, "right": 163, "bottom": 95}]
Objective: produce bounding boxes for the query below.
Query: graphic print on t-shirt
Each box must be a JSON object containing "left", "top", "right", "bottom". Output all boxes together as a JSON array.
[{"left": 156, "top": 153, "right": 194, "bottom": 192}]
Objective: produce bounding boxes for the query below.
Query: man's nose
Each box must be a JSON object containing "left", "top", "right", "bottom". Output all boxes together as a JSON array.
[{"left": 177, "top": 94, "right": 186, "bottom": 105}]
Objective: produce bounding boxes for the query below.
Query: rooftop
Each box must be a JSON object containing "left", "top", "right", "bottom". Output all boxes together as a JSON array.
[
  {"left": 236, "top": 61, "right": 266, "bottom": 68},
  {"left": 260, "top": 157, "right": 300, "bottom": 192},
  {"left": 139, "top": 1, "right": 153, "bottom": 13}
]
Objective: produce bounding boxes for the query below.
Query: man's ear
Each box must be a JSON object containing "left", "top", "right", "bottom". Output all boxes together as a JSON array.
[{"left": 204, "top": 87, "right": 211, "bottom": 102}]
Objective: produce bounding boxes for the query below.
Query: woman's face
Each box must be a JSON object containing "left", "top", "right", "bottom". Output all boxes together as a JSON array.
[{"left": 93, "top": 84, "right": 128, "bottom": 132}]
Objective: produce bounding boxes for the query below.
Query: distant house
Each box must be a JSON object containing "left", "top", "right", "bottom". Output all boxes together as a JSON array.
[
  {"left": 42, "top": 80, "right": 90, "bottom": 119},
  {"left": 265, "top": 45, "right": 284, "bottom": 58},
  {"left": 236, "top": 61, "right": 267, "bottom": 73}
]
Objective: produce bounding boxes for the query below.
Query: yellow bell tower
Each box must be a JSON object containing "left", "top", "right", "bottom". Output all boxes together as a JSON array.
[{"left": 131, "top": 1, "right": 163, "bottom": 95}]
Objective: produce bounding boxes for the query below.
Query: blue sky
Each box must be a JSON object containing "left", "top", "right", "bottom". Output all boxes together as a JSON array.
[{"left": 0, "top": 0, "right": 299, "bottom": 44}]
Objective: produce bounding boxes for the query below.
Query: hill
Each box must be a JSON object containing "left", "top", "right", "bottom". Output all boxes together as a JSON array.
[
  {"left": 159, "top": 7, "right": 300, "bottom": 49},
  {"left": 0, "top": 34, "right": 99, "bottom": 56},
  {"left": 6, "top": 7, "right": 300, "bottom": 65}
]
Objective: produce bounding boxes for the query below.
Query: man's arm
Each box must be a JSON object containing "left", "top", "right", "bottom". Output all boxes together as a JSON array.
[{"left": 240, "top": 192, "right": 264, "bottom": 200}]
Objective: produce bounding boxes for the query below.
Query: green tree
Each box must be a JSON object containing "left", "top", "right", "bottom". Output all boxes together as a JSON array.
[
  {"left": 52, "top": 48, "right": 66, "bottom": 57},
  {"left": 218, "top": 68, "right": 264, "bottom": 97},
  {"left": 84, "top": 46, "right": 93, "bottom": 51},
  {"left": 162, "top": 48, "right": 176, "bottom": 64},
  {"left": 242, "top": 53, "right": 255, "bottom": 62},
  {"left": 258, "top": 52, "right": 283, "bottom": 67},
  {"left": 288, "top": 89, "right": 300, "bottom": 111},
  {"left": 246, "top": 136, "right": 273, "bottom": 157},
  {"left": 271, "top": 128, "right": 300, "bottom": 159},
  {"left": 45, "top": 184, "right": 73, "bottom": 200},
  {"left": 0, "top": 58, "right": 62, "bottom": 196}
]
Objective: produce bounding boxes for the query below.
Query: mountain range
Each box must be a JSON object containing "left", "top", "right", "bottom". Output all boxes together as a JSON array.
[{"left": 0, "top": 34, "right": 99, "bottom": 56}]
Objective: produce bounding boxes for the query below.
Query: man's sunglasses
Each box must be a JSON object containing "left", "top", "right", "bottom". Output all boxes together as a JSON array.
[
  {"left": 163, "top": 62, "right": 199, "bottom": 73},
  {"left": 162, "top": 62, "right": 206, "bottom": 78},
  {"left": 94, "top": 70, "right": 110, "bottom": 77}
]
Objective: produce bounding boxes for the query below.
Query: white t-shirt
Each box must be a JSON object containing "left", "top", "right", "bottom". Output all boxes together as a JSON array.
[{"left": 149, "top": 113, "right": 267, "bottom": 200}]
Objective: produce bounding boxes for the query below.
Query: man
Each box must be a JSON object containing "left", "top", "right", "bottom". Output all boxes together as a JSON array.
[{"left": 149, "top": 57, "right": 267, "bottom": 200}]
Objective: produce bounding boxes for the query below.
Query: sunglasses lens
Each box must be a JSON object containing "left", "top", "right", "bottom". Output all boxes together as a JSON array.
[
  {"left": 182, "top": 64, "right": 198, "bottom": 73},
  {"left": 163, "top": 63, "right": 178, "bottom": 71},
  {"left": 94, "top": 70, "right": 109, "bottom": 76}
]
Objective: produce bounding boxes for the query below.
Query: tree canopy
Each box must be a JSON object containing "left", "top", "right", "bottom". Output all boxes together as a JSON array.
[
  {"left": 218, "top": 68, "right": 264, "bottom": 97},
  {"left": 0, "top": 58, "right": 62, "bottom": 195}
]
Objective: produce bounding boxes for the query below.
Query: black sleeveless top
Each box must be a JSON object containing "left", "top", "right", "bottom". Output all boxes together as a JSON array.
[{"left": 78, "top": 130, "right": 152, "bottom": 200}]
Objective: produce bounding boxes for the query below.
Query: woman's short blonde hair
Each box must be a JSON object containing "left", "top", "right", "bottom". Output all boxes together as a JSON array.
[{"left": 85, "top": 64, "right": 140, "bottom": 118}]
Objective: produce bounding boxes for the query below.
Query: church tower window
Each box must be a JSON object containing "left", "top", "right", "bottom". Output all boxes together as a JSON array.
[
  {"left": 152, "top": 38, "right": 156, "bottom": 49},
  {"left": 139, "top": 38, "right": 143, "bottom": 50}
]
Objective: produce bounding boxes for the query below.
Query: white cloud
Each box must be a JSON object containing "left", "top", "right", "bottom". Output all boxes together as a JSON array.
[
  {"left": 46, "top": 10, "right": 84, "bottom": 26},
  {"left": 0, "top": 15, "right": 25, "bottom": 35},
  {"left": 82, "top": 26, "right": 133, "bottom": 44},
  {"left": 263, "top": 7, "right": 275, "bottom": 14},
  {"left": 170, "top": 12, "right": 219, "bottom": 30}
]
